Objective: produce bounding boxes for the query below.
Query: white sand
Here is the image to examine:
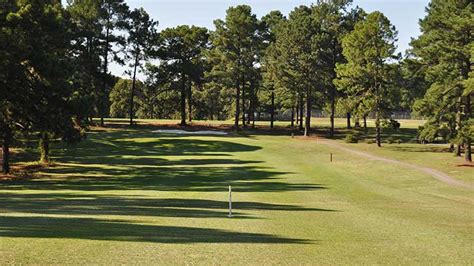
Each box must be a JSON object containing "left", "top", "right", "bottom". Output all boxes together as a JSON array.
[{"left": 152, "top": 129, "right": 229, "bottom": 135}]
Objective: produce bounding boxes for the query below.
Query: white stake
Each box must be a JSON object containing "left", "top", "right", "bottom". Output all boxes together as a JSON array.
[{"left": 228, "top": 185, "right": 232, "bottom": 218}]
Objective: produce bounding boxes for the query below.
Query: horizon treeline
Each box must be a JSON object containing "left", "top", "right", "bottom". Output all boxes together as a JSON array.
[{"left": 1, "top": 0, "right": 472, "bottom": 174}]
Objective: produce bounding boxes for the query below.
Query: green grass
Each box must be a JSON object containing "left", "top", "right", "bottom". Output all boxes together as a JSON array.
[
  {"left": 338, "top": 142, "right": 474, "bottom": 183},
  {"left": 0, "top": 122, "right": 472, "bottom": 264}
]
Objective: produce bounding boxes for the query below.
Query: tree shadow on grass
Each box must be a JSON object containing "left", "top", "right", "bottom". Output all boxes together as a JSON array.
[
  {"left": 2, "top": 164, "right": 324, "bottom": 192},
  {"left": 320, "top": 127, "right": 419, "bottom": 143},
  {"left": 0, "top": 216, "right": 312, "bottom": 244},
  {"left": 0, "top": 194, "right": 336, "bottom": 219},
  {"left": 1, "top": 127, "right": 327, "bottom": 244},
  {"left": 56, "top": 135, "right": 261, "bottom": 160},
  {"left": 385, "top": 145, "right": 451, "bottom": 153},
  {"left": 3, "top": 130, "right": 325, "bottom": 193}
]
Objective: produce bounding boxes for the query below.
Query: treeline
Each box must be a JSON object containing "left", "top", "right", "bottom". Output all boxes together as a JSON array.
[
  {"left": 1, "top": 0, "right": 472, "bottom": 174},
  {"left": 1, "top": 0, "right": 159, "bottom": 173}
]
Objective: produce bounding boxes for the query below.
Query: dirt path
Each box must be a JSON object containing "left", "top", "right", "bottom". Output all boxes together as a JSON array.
[{"left": 318, "top": 139, "right": 473, "bottom": 189}]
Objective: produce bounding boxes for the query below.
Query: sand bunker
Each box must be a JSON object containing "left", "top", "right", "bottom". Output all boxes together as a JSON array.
[{"left": 152, "top": 129, "right": 229, "bottom": 135}]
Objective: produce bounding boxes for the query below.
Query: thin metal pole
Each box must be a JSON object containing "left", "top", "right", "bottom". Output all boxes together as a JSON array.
[
  {"left": 228, "top": 185, "right": 232, "bottom": 217},
  {"left": 330, "top": 153, "right": 333, "bottom": 162}
]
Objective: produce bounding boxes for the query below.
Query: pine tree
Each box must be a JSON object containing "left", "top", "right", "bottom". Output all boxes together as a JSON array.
[
  {"left": 67, "top": 0, "right": 102, "bottom": 124},
  {"left": 411, "top": 0, "right": 473, "bottom": 161},
  {"left": 311, "top": 0, "right": 365, "bottom": 137},
  {"left": 261, "top": 10, "right": 285, "bottom": 129},
  {"left": 125, "top": 7, "right": 158, "bottom": 126},
  {"left": 0, "top": 0, "right": 30, "bottom": 173},
  {"left": 156, "top": 25, "right": 209, "bottom": 125},
  {"left": 109, "top": 78, "right": 143, "bottom": 118},
  {"left": 335, "top": 11, "right": 399, "bottom": 146},
  {"left": 6, "top": 0, "right": 82, "bottom": 164},
  {"left": 97, "top": 0, "right": 129, "bottom": 126},
  {"left": 206, "top": 5, "right": 260, "bottom": 129},
  {"left": 268, "top": 5, "right": 330, "bottom": 136}
]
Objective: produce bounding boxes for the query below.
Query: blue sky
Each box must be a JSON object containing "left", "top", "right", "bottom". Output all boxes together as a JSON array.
[{"left": 114, "top": 0, "right": 430, "bottom": 78}]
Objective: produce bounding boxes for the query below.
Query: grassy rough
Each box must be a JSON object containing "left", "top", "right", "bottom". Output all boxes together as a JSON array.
[{"left": 0, "top": 121, "right": 472, "bottom": 264}]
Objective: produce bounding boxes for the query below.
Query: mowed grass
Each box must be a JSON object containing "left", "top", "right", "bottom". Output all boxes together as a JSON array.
[{"left": 0, "top": 121, "right": 473, "bottom": 264}]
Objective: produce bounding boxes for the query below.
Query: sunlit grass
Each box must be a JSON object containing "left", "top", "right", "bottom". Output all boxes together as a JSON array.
[{"left": 0, "top": 122, "right": 472, "bottom": 264}]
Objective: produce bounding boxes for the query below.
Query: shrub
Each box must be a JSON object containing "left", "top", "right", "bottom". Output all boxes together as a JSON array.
[
  {"left": 417, "top": 124, "right": 437, "bottom": 143},
  {"left": 395, "top": 139, "right": 403, "bottom": 144},
  {"left": 382, "top": 119, "right": 401, "bottom": 130},
  {"left": 345, "top": 134, "right": 359, "bottom": 143}
]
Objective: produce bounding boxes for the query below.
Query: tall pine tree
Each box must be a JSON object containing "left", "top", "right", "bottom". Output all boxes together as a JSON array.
[
  {"left": 411, "top": 0, "right": 473, "bottom": 161},
  {"left": 125, "top": 7, "right": 158, "bottom": 126},
  {"left": 206, "top": 5, "right": 259, "bottom": 129},
  {"left": 336, "top": 11, "right": 399, "bottom": 146}
]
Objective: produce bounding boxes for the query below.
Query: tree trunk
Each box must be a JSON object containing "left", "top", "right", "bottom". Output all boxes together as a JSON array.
[
  {"left": 456, "top": 144, "right": 462, "bottom": 157},
  {"left": 2, "top": 125, "right": 11, "bottom": 174},
  {"left": 465, "top": 94, "right": 472, "bottom": 162},
  {"left": 242, "top": 79, "right": 246, "bottom": 127},
  {"left": 187, "top": 80, "right": 192, "bottom": 123},
  {"left": 234, "top": 79, "right": 240, "bottom": 129},
  {"left": 210, "top": 97, "right": 215, "bottom": 121},
  {"left": 346, "top": 112, "right": 351, "bottom": 129},
  {"left": 247, "top": 99, "right": 252, "bottom": 125},
  {"left": 291, "top": 106, "right": 295, "bottom": 128},
  {"left": 449, "top": 143, "right": 455, "bottom": 152},
  {"left": 39, "top": 132, "right": 50, "bottom": 164},
  {"left": 299, "top": 93, "right": 304, "bottom": 131},
  {"left": 129, "top": 52, "right": 139, "bottom": 126},
  {"left": 329, "top": 87, "right": 335, "bottom": 137},
  {"left": 375, "top": 112, "right": 381, "bottom": 147},
  {"left": 99, "top": 27, "right": 110, "bottom": 127},
  {"left": 304, "top": 88, "right": 311, "bottom": 137},
  {"left": 295, "top": 102, "right": 299, "bottom": 127},
  {"left": 454, "top": 96, "right": 463, "bottom": 156},
  {"left": 99, "top": 102, "right": 105, "bottom": 127},
  {"left": 363, "top": 115, "right": 367, "bottom": 133},
  {"left": 100, "top": 6, "right": 113, "bottom": 127},
  {"left": 270, "top": 90, "right": 275, "bottom": 129},
  {"left": 250, "top": 85, "right": 255, "bottom": 127},
  {"left": 86, "top": 36, "right": 99, "bottom": 126},
  {"left": 251, "top": 94, "right": 256, "bottom": 128},
  {"left": 465, "top": 143, "right": 472, "bottom": 162},
  {"left": 179, "top": 73, "right": 186, "bottom": 126},
  {"left": 354, "top": 118, "right": 360, "bottom": 128},
  {"left": 247, "top": 82, "right": 252, "bottom": 126}
]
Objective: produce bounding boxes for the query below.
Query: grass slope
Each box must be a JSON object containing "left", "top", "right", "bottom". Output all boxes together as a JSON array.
[{"left": 0, "top": 123, "right": 472, "bottom": 264}]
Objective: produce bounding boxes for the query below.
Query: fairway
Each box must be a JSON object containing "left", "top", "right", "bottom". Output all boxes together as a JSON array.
[
  {"left": 1, "top": 124, "right": 472, "bottom": 264},
  {"left": 2, "top": 0, "right": 473, "bottom": 264}
]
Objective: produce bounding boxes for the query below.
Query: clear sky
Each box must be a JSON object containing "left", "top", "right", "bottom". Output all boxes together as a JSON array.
[{"left": 114, "top": 0, "right": 430, "bottom": 78}]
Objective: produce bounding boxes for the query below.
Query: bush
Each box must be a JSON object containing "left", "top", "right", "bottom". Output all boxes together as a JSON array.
[
  {"left": 345, "top": 134, "right": 359, "bottom": 143},
  {"left": 382, "top": 119, "right": 401, "bottom": 130},
  {"left": 395, "top": 139, "right": 403, "bottom": 144},
  {"left": 417, "top": 124, "right": 437, "bottom": 143}
]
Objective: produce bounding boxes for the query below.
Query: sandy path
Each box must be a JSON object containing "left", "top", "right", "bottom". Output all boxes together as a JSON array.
[{"left": 318, "top": 139, "right": 473, "bottom": 189}]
